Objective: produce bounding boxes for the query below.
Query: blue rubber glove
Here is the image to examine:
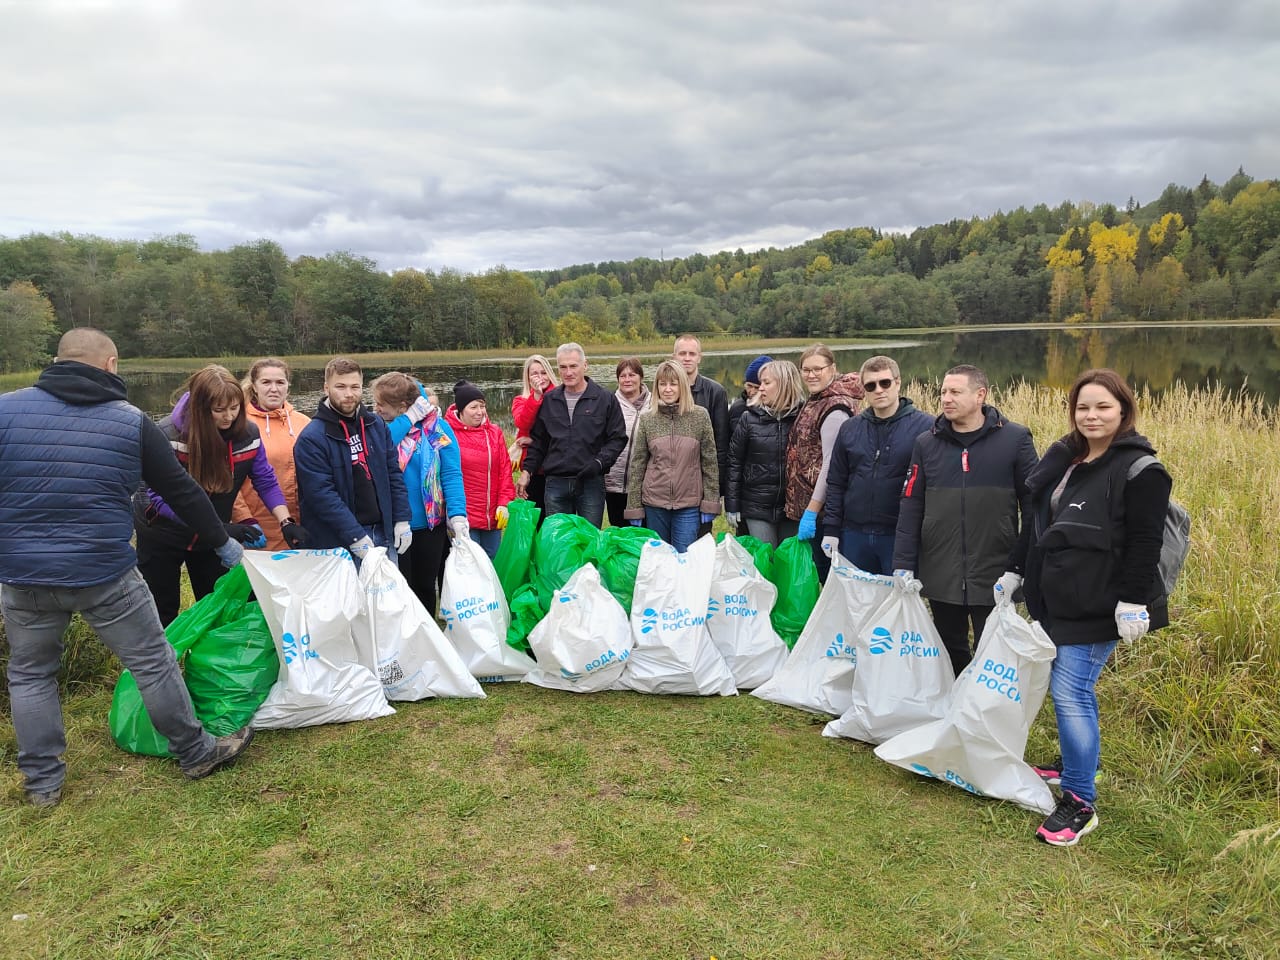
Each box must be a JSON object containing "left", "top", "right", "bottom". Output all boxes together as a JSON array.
[
  {"left": 629, "top": 518, "right": 642, "bottom": 526},
  {"left": 700, "top": 512, "right": 716, "bottom": 525},
  {"left": 225, "top": 522, "right": 266, "bottom": 549},
  {"left": 798, "top": 509, "right": 818, "bottom": 541}
]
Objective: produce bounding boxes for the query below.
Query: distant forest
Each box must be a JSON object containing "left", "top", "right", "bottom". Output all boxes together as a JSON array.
[{"left": 1, "top": 167, "right": 1277, "bottom": 371}]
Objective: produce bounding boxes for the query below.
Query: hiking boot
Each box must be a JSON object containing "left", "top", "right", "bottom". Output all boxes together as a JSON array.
[
  {"left": 183, "top": 725, "right": 255, "bottom": 781},
  {"left": 1036, "top": 790, "right": 1099, "bottom": 846},
  {"left": 1031, "top": 756, "right": 1102, "bottom": 787},
  {"left": 26, "top": 787, "right": 62, "bottom": 809}
]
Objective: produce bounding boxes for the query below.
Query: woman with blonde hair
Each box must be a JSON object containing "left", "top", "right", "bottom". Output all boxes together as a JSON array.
[
  {"left": 786, "top": 344, "right": 863, "bottom": 579},
  {"left": 726, "top": 359, "right": 805, "bottom": 547},
  {"left": 230, "top": 357, "right": 311, "bottom": 550},
  {"left": 511, "top": 354, "right": 558, "bottom": 515},
  {"left": 624, "top": 360, "right": 719, "bottom": 553},
  {"left": 133, "top": 364, "right": 302, "bottom": 624}
]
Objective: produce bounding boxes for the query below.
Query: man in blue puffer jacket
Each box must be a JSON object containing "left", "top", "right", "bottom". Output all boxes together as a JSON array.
[
  {"left": 821, "top": 355, "right": 933, "bottom": 575},
  {"left": 0, "top": 329, "right": 254, "bottom": 808}
]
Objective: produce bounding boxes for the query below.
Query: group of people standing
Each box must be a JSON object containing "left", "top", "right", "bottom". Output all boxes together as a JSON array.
[{"left": 1, "top": 328, "right": 1173, "bottom": 850}]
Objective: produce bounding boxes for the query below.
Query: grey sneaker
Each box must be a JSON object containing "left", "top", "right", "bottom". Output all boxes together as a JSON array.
[
  {"left": 26, "top": 788, "right": 63, "bottom": 809},
  {"left": 183, "top": 725, "right": 255, "bottom": 780}
]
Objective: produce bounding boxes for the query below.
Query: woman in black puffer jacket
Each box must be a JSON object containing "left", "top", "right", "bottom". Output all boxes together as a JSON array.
[{"left": 725, "top": 360, "right": 805, "bottom": 547}]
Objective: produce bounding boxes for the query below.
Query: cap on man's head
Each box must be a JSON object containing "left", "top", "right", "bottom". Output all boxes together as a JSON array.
[
  {"left": 744, "top": 355, "right": 773, "bottom": 386},
  {"left": 452, "top": 379, "right": 485, "bottom": 412}
]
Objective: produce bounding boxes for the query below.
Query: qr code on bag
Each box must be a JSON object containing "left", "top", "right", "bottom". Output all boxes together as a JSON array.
[{"left": 380, "top": 661, "right": 405, "bottom": 686}]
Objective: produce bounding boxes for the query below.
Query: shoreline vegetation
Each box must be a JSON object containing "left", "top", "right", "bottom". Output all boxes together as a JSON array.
[{"left": 1, "top": 378, "right": 1277, "bottom": 956}]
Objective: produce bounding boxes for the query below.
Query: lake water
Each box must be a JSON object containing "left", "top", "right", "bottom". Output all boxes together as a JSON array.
[{"left": 121, "top": 323, "right": 1280, "bottom": 431}]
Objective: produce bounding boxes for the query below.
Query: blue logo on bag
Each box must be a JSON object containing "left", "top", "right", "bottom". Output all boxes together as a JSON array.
[
  {"left": 560, "top": 666, "right": 583, "bottom": 680},
  {"left": 868, "top": 627, "right": 894, "bottom": 655},
  {"left": 557, "top": 590, "right": 579, "bottom": 604},
  {"left": 271, "top": 550, "right": 300, "bottom": 560},
  {"left": 640, "top": 607, "right": 659, "bottom": 634},
  {"left": 281, "top": 631, "right": 317, "bottom": 665},
  {"left": 705, "top": 597, "right": 719, "bottom": 623},
  {"left": 442, "top": 607, "right": 456, "bottom": 631},
  {"left": 910, "top": 762, "right": 937, "bottom": 779},
  {"left": 825, "top": 632, "right": 856, "bottom": 661}
]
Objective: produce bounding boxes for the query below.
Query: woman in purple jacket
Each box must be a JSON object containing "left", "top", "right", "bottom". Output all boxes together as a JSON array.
[{"left": 133, "top": 364, "right": 306, "bottom": 624}]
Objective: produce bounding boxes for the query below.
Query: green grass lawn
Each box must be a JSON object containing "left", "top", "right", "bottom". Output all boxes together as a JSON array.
[{"left": 2, "top": 680, "right": 1275, "bottom": 960}]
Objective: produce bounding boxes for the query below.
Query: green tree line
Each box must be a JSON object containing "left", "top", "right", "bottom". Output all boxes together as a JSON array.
[{"left": 1, "top": 167, "right": 1277, "bottom": 370}]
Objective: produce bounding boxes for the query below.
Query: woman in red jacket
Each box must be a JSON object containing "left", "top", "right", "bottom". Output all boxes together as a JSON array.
[
  {"left": 446, "top": 379, "right": 516, "bottom": 559},
  {"left": 510, "top": 355, "right": 557, "bottom": 517}
]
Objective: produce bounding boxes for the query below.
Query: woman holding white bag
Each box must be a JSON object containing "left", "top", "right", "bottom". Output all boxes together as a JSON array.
[{"left": 1001, "top": 368, "right": 1172, "bottom": 847}]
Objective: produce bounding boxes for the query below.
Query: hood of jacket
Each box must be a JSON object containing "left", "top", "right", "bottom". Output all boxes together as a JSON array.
[
  {"left": 860, "top": 395, "right": 924, "bottom": 426},
  {"left": 247, "top": 399, "right": 305, "bottom": 438},
  {"left": 313, "top": 396, "right": 379, "bottom": 437},
  {"left": 35, "top": 361, "right": 128, "bottom": 405},
  {"left": 929, "top": 403, "right": 1010, "bottom": 445},
  {"left": 1028, "top": 430, "right": 1157, "bottom": 496}
]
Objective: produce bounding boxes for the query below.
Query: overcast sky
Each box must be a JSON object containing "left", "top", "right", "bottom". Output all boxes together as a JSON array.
[{"left": 2, "top": 0, "right": 1278, "bottom": 273}]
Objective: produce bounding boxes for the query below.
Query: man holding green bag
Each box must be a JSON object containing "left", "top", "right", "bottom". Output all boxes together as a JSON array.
[{"left": 0, "top": 329, "right": 255, "bottom": 808}]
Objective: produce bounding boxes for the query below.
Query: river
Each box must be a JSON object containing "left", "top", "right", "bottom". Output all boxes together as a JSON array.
[{"left": 120, "top": 322, "right": 1280, "bottom": 430}]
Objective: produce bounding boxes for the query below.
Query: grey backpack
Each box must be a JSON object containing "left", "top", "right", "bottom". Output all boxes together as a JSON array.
[{"left": 1126, "top": 455, "right": 1191, "bottom": 599}]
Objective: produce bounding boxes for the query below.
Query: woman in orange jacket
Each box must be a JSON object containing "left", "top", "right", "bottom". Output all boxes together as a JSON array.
[{"left": 232, "top": 358, "right": 311, "bottom": 550}]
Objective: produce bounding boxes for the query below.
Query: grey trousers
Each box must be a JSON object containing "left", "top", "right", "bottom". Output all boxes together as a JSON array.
[
  {"left": 2, "top": 567, "right": 215, "bottom": 792},
  {"left": 744, "top": 517, "right": 800, "bottom": 549}
]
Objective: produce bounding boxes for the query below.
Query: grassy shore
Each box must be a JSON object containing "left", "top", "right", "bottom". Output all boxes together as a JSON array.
[{"left": 1, "top": 382, "right": 1278, "bottom": 959}]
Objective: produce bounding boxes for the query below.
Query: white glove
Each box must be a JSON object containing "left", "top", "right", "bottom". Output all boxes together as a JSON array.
[
  {"left": 406, "top": 395, "right": 432, "bottom": 424},
  {"left": 725, "top": 512, "right": 740, "bottom": 532},
  {"left": 393, "top": 521, "right": 413, "bottom": 555},
  {"left": 993, "top": 571, "right": 1023, "bottom": 605},
  {"left": 820, "top": 535, "right": 839, "bottom": 558},
  {"left": 214, "top": 538, "right": 244, "bottom": 569},
  {"left": 349, "top": 535, "right": 374, "bottom": 560},
  {"left": 1115, "top": 601, "right": 1150, "bottom": 643},
  {"left": 449, "top": 516, "right": 470, "bottom": 540}
]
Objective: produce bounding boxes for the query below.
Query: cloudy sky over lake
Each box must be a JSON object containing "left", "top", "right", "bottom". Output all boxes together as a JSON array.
[{"left": 3, "top": 0, "right": 1278, "bottom": 273}]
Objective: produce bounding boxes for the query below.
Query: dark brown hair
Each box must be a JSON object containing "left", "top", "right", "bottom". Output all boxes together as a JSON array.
[
  {"left": 615, "top": 356, "right": 644, "bottom": 379},
  {"left": 181, "top": 365, "right": 246, "bottom": 493},
  {"left": 1066, "top": 368, "right": 1138, "bottom": 455}
]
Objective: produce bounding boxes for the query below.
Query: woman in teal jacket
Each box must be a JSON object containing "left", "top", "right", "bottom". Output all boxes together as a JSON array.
[{"left": 371, "top": 371, "right": 467, "bottom": 616}]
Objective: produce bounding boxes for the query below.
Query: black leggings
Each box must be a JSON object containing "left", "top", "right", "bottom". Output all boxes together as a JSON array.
[
  {"left": 398, "top": 523, "right": 450, "bottom": 617},
  {"left": 928, "top": 599, "right": 993, "bottom": 676},
  {"left": 135, "top": 531, "right": 228, "bottom": 627}
]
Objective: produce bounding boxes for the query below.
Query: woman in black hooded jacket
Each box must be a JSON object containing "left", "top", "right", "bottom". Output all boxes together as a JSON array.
[
  {"left": 1002, "top": 368, "right": 1171, "bottom": 849},
  {"left": 725, "top": 360, "right": 805, "bottom": 547}
]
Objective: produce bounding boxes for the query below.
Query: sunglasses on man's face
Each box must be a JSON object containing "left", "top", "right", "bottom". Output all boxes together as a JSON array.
[{"left": 865, "top": 377, "right": 896, "bottom": 392}]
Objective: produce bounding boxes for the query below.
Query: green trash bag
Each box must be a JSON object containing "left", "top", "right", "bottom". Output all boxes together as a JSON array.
[
  {"left": 597, "top": 525, "right": 659, "bottom": 615},
  {"left": 506, "top": 582, "right": 545, "bottom": 657},
  {"left": 533, "top": 513, "right": 600, "bottom": 610},
  {"left": 184, "top": 604, "right": 278, "bottom": 737},
  {"left": 109, "top": 566, "right": 279, "bottom": 757},
  {"left": 733, "top": 535, "right": 775, "bottom": 579},
  {"left": 493, "top": 498, "right": 541, "bottom": 603},
  {"left": 767, "top": 536, "right": 820, "bottom": 650}
]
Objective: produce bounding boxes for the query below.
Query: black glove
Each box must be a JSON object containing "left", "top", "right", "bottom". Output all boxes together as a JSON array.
[
  {"left": 281, "top": 518, "right": 310, "bottom": 549},
  {"left": 576, "top": 458, "right": 602, "bottom": 482},
  {"left": 224, "top": 522, "right": 267, "bottom": 547}
]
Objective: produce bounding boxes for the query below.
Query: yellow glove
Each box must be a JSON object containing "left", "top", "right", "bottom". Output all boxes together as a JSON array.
[{"left": 495, "top": 505, "right": 509, "bottom": 530}]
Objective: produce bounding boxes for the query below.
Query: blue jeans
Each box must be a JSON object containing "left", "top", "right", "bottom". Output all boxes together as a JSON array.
[
  {"left": 2, "top": 568, "right": 217, "bottom": 792},
  {"left": 644, "top": 506, "right": 700, "bottom": 553},
  {"left": 472, "top": 527, "right": 502, "bottom": 560},
  {"left": 838, "top": 528, "right": 896, "bottom": 576},
  {"left": 544, "top": 475, "right": 605, "bottom": 528},
  {"left": 1050, "top": 640, "right": 1117, "bottom": 803}
]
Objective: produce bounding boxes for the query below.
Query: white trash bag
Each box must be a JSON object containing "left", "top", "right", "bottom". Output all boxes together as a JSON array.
[
  {"left": 874, "top": 600, "right": 1057, "bottom": 813},
  {"left": 440, "top": 538, "right": 537, "bottom": 682},
  {"left": 823, "top": 576, "right": 955, "bottom": 744},
  {"left": 619, "top": 535, "right": 736, "bottom": 697},
  {"left": 524, "top": 563, "right": 633, "bottom": 693},
  {"left": 353, "top": 547, "right": 485, "bottom": 701},
  {"left": 707, "top": 534, "right": 788, "bottom": 690},
  {"left": 751, "top": 554, "right": 894, "bottom": 715},
  {"left": 242, "top": 549, "right": 394, "bottom": 728}
]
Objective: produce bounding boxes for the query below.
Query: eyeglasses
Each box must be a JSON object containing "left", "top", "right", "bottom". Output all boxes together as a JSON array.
[
  {"left": 801, "top": 363, "right": 832, "bottom": 376},
  {"left": 865, "top": 377, "right": 896, "bottom": 392}
]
